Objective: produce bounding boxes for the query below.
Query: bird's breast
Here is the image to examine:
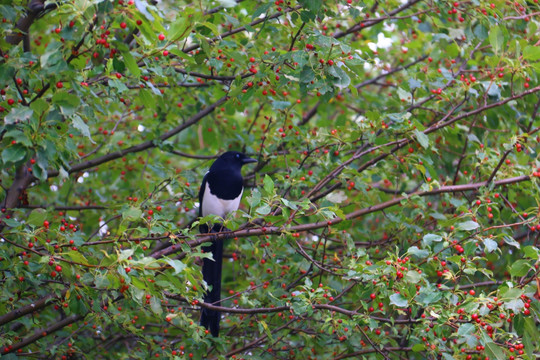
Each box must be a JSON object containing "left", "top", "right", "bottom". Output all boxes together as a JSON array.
[{"left": 201, "top": 183, "right": 243, "bottom": 218}]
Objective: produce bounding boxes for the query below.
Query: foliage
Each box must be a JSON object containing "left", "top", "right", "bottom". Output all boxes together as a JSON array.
[{"left": 0, "top": 0, "right": 540, "bottom": 359}]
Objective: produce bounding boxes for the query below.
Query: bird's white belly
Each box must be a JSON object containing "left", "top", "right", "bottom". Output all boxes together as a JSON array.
[{"left": 202, "top": 184, "right": 242, "bottom": 218}]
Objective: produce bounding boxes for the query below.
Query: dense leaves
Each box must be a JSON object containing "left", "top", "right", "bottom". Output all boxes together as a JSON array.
[{"left": 0, "top": 0, "right": 539, "bottom": 359}]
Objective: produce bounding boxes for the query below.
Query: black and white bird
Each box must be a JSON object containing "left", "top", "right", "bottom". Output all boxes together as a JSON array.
[{"left": 198, "top": 151, "right": 256, "bottom": 337}]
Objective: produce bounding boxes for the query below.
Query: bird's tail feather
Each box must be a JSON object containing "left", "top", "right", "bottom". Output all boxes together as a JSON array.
[{"left": 200, "top": 224, "right": 224, "bottom": 337}]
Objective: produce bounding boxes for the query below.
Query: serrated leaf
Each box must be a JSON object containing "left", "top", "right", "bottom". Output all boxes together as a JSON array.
[
  {"left": 201, "top": 22, "right": 220, "bottom": 36},
  {"left": 72, "top": 115, "right": 95, "bottom": 143},
  {"left": 4, "top": 107, "right": 33, "bottom": 125},
  {"left": 281, "top": 198, "right": 297, "bottom": 210},
  {"left": 482, "top": 334, "right": 505, "bottom": 360},
  {"left": 489, "top": 26, "right": 504, "bottom": 54},
  {"left": 2, "top": 145, "right": 26, "bottom": 164},
  {"left": 271, "top": 100, "right": 291, "bottom": 110},
  {"left": 121, "top": 49, "right": 141, "bottom": 78},
  {"left": 150, "top": 295, "right": 163, "bottom": 315},
  {"left": 248, "top": 188, "right": 261, "bottom": 207},
  {"left": 408, "top": 246, "right": 429, "bottom": 259},
  {"left": 389, "top": 293, "right": 408, "bottom": 307},
  {"left": 165, "top": 259, "right": 187, "bottom": 274},
  {"left": 123, "top": 207, "right": 142, "bottom": 221},
  {"left": 523, "top": 46, "right": 540, "bottom": 61},
  {"left": 483, "top": 238, "right": 498, "bottom": 253},
  {"left": 135, "top": 0, "right": 154, "bottom": 21},
  {"left": 457, "top": 323, "right": 475, "bottom": 337},
  {"left": 503, "top": 298, "right": 524, "bottom": 312},
  {"left": 52, "top": 91, "right": 80, "bottom": 114},
  {"left": 509, "top": 260, "right": 530, "bottom": 277},
  {"left": 422, "top": 233, "right": 442, "bottom": 246},
  {"left": 414, "top": 130, "right": 429, "bottom": 149},
  {"left": 252, "top": 2, "right": 272, "bottom": 19},
  {"left": 263, "top": 174, "right": 274, "bottom": 194},
  {"left": 256, "top": 203, "right": 271, "bottom": 215},
  {"left": 458, "top": 221, "right": 479, "bottom": 231},
  {"left": 27, "top": 208, "right": 47, "bottom": 228},
  {"left": 408, "top": 78, "right": 422, "bottom": 90},
  {"left": 503, "top": 236, "right": 520, "bottom": 249},
  {"left": 118, "top": 248, "right": 135, "bottom": 261},
  {"left": 327, "top": 65, "right": 351, "bottom": 89}
]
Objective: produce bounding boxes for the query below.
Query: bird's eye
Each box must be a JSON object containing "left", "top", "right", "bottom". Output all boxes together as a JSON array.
[{"left": 235, "top": 153, "right": 240, "bottom": 158}]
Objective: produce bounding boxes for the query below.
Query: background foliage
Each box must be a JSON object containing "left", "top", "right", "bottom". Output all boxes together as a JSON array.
[{"left": 1, "top": 0, "right": 540, "bottom": 359}]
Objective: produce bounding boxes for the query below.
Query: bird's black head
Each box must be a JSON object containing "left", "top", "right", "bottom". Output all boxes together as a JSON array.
[{"left": 209, "top": 151, "right": 257, "bottom": 172}]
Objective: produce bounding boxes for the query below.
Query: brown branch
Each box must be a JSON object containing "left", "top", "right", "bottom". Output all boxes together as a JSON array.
[
  {"left": 289, "top": 22, "right": 306, "bottom": 51},
  {"left": 486, "top": 149, "right": 512, "bottom": 184},
  {"left": 47, "top": 95, "right": 229, "bottom": 178},
  {"left": 0, "top": 289, "right": 68, "bottom": 326},
  {"left": 182, "top": 6, "right": 302, "bottom": 54},
  {"left": 152, "top": 174, "right": 531, "bottom": 258},
  {"left": 334, "top": 0, "right": 424, "bottom": 39},
  {"left": 20, "top": 204, "right": 106, "bottom": 211},
  {"left": 172, "top": 67, "right": 254, "bottom": 81},
  {"left": 1, "top": 314, "right": 85, "bottom": 355}
]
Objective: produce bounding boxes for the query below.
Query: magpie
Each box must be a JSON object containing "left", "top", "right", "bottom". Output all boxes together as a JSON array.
[{"left": 199, "top": 151, "right": 256, "bottom": 337}]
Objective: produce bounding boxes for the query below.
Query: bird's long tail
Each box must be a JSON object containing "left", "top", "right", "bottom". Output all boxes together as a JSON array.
[{"left": 200, "top": 225, "right": 224, "bottom": 337}]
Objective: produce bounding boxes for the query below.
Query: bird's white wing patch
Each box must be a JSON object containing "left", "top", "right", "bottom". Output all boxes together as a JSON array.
[{"left": 201, "top": 182, "right": 243, "bottom": 218}]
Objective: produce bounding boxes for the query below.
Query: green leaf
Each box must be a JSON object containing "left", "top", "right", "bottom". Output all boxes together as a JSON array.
[
  {"left": 121, "top": 49, "right": 141, "bottom": 78},
  {"left": 457, "top": 323, "right": 475, "bottom": 337},
  {"left": 252, "top": 3, "right": 272, "bottom": 19},
  {"left": 422, "top": 233, "right": 442, "bottom": 246},
  {"left": 169, "top": 17, "right": 190, "bottom": 40},
  {"left": 72, "top": 115, "right": 95, "bottom": 143},
  {"left": 281, "top": 198, "right": 298, "bottom": 210},
  {"left": 489, "top": 26, "right": 504, "bottom": 54},
  {"left": 509, "top": 260, "right": 530, "bottom": 277},
  {"left": 201, "top": 22, "right": 220, "bottom": 36},
  {"left": 482, "top": 333, "right": 506, "bottom": 360},
  {"left": 503, "top": 236, "right": 520, "bottom": 249},
  {"left": 255, "top": 203, "right": 271, "bottom": 216},
  {"left": 27, "top": 208, "right": 47, "bottom": 228},
  {"left": 483, "top": 238, "right": 498, "bottom": 253},
  {"left": 299, "top": 0, "right": 322, "bottom": 13},
  {"left": 408, "top": 246, "right": 429, "bottom": 259},
  {"left": 149, "top": 296, "right": 163, "bottom": 315},
  {"left": 458, "top": 221, "right": 479, "bottom": 231},
  {"left": 263, "top": 174, "right": 274, "bottom": 194},
  {"left": 503, "top": 298, "right": 524, "bottom": 312},
  {"left": 412, "top": 344, "right": 425, "bottom": 352},
  {"left": 271, "top": 100, "right": 291, "bottom": 111},
  {"left": 523, "top": 46, "right": 540, "bottom": 61},
  {"left": 414, "top": 130, "right": 429, "bottom": 149},
  {"left": 408, "top": 78, "right": 422, "bottom": 90},
  {"left": 118, "top": 248, "right": 135, "bottom": 261},
  {"left": 123, "top": 207, "right": 142, "bottom": 221},
  {"left": 52, "top": 91, "right": 80, "bottom": 115},
  {"left": 165, "top": 259, "right": 187, "bottom": 274},
  {"left": 389, "top": 293, "right": 408, "bottom": 307},
  {"left": 327, "top": 65, "right": 351, "bottom": 89},
  {"left": 2, "top": 145, "right": 27, "bottom": 164},
  {"left": 4, "top": 107, "right": 33, "bottom": 125}
]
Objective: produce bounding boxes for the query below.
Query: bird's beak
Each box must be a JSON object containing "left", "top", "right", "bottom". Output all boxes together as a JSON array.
[{"left": 242, "top": 157, "right": 257, "bottom": 164}]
